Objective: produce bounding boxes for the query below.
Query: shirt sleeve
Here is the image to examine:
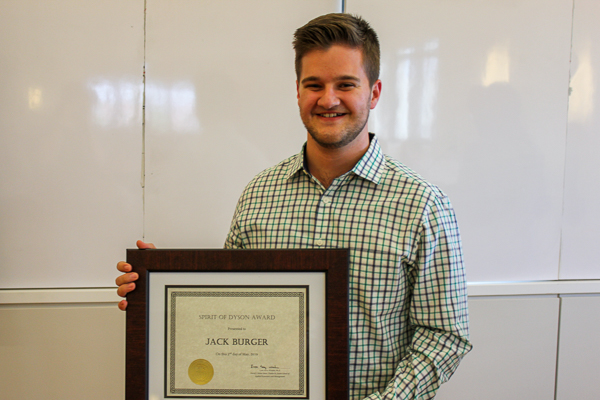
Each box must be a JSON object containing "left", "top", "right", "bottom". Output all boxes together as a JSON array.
[
  {"left": 224, "top": 200, "right": 243, "bottom": 249},
  {"left": 365, "top": 193, "right": 472, "bottom": 400}
]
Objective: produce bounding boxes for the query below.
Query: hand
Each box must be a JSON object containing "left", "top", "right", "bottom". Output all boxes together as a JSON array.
[{"left": 115, "top": 240, "right": 156, "bottom": 311}]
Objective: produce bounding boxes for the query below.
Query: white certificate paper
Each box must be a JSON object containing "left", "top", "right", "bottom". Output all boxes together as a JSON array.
[
  {"left": 147, "top": 271, "right": 326, "bottom": 400},
  {"left": 165, "top": 286, "right": 307, "bottom": 398}
]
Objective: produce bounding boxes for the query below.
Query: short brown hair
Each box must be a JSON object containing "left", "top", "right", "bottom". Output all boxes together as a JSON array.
[{"left": 293, "top": 13, "right": 380, "bottom": 86}]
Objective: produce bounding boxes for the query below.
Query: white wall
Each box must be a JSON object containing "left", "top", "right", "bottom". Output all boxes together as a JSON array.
[
  {"left": 351, "top": 0, "right": 573, "bottom": 282},
  {"left": 1, "top": 0, "right": 599, "bottom": 399},
  {"left": 2, "top": 0, "right": 599, "bottom": 288}
]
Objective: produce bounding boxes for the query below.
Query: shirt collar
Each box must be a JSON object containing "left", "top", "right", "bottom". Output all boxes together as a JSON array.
[
  {"left": 351, "top": 133, "right": 386, "bottom": 184},
  {"left": 284, "top": 133, "right": 386, "bottom": 185},
  {"left": 284, "top": 146, "right": 307, "bottom": 180}
]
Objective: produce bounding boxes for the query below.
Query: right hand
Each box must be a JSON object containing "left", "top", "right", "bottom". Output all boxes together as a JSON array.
[{"left": 115, "top": 240, "right": 156, "bottom": 311}]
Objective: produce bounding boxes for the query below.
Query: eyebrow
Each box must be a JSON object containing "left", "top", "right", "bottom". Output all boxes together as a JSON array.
[{"left": 300, "top": 75, "right": 361, "bottom": 85}]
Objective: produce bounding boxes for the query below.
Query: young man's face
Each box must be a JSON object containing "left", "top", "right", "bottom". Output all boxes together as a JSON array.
[{"left": 296, "top": 45, "right": 381, "bottom": 150}]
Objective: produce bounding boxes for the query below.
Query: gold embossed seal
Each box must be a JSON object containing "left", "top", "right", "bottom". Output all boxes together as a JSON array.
[{"left": 188, "top": 359, "right": 214, "bottom": 385}]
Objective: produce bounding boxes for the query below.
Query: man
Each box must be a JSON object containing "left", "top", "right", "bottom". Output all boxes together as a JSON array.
[{"left": 117, "top": 13, "right": 471, "bottom": 400}]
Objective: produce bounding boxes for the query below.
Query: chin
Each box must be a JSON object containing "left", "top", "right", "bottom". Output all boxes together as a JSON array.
[{"left": 308, "top": 130, "right": 362, "bottom": 150}]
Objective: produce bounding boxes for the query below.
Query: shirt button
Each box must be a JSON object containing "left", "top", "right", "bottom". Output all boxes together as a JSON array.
[
  {"left": 322, "top": 197, "right": 331, "bottom": 204},
  {"left": 315, "top": 239, "right": 325, "bottom": 246}
]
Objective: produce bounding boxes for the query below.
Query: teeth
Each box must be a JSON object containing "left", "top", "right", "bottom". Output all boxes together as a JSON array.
[{"left": 321, "top": 113, "right": 343, "bottom": 117}]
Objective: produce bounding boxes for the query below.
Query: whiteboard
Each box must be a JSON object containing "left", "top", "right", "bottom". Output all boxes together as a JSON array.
[
  {"left": 349, "top": 0, "right": 573, "bottom": 282},
  {"left": 143, "top": 0, "right": 340, "bottom": 249},
  {"left": 0, "top": 0, "right": 145, "bottom": 288},
  {"left": 559, "top": 0, "right": 600, "bottom": 279},
  {"left": 1, "top": 0, "right": 598, "bottom": 288}
]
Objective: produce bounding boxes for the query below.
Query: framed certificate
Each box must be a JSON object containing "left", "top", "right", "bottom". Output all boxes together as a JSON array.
[{"left": 126, "top": 249, "right": 349, "bottom": 400}]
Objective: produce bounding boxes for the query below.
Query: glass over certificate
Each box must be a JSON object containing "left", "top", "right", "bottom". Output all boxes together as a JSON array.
[
  {"left": 165, "top": 286, "right": 308, "bottom": 398},
  {"left": 126, "top": 249, "right": 349, "bottom": 400}
]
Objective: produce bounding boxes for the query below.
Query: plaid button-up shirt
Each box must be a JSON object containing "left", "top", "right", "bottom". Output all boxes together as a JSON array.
[{"left": 225, "top": 134, "right": 471, "bottom": 400}]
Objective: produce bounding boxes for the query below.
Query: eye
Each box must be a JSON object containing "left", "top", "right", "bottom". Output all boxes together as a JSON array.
[{"left": 339, "top": 82, "right": 356, "bottom": 90}]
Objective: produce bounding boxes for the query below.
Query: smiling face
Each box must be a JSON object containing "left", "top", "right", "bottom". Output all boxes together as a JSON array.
[{"left": 297, "top": 45, "right": 381, "bottom": 150}]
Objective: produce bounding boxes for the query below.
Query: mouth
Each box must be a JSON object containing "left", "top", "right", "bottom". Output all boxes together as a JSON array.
[{"left": 318, "top": 112, "right": 346, "bottom": 118}]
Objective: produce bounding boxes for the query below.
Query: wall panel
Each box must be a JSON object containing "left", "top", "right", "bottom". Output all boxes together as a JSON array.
[
  {"left": 560, "top": 0, "right": 600, "bottom": 279},
  {"left": 555, "top": 295, "right": 600, "bottom": 400},
  {"left": 436, "top": 296, "right": 560, "bottom": 400},
  {"left": 0, "top": 0, "right": 145, "bottom": 288},
  {"left": 347, "top": 0, "right": 573, "bottom": 282},
  {"left": 143, "top": 0, "right": 341, "bottom": 248},
  {"left": 0, "top": 304, "right": 125, "bottom": 400}
]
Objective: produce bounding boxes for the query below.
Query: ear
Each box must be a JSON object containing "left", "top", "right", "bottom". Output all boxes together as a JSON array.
[
  {"left": 296, "top": 80, "right": 300, "bottom": 100},
  {"left": 370, "top": 79, "right": 382, "bottom": 109}
]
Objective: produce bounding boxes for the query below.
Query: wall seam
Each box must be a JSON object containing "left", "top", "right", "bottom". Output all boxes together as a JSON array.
[
  {"left": 142, "top": 0, "right": 147, "bottom": 240},
  {"left": 553, "top": 295, "right": 563, "bottom": 400}
]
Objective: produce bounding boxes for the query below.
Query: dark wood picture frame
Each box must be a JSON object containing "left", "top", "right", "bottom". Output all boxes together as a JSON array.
[{"left": 126, "top": 249, "right": 349, "bottom": 400}]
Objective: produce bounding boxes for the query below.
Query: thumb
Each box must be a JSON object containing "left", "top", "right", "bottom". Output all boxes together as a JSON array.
[{"left": 136, "top": 239, "right": 157, "bottom": 249}]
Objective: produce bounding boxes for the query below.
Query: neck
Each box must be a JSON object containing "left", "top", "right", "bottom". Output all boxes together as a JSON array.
[{"left": 305, "top": 132, "right": 370, "bottom": 188}]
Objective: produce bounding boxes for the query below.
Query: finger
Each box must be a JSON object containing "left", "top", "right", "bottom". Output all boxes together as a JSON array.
[
  {"left": 136, "top": 240, "right": 157, "bottom": 249},
  {"left": 118, "top": 299, "right": 128, "bottom": 311},
  {"left": 117, "top": 261, "right": 132, "bottom": 273},
  {"left": 115, "top": 273, "right": 137, "bottom": 288},
  {"left": 117, "top": 282, "right": 136, "bottom": 297},
  {"left": 115, "top": 271, "right": 139, "bottom": 286}
]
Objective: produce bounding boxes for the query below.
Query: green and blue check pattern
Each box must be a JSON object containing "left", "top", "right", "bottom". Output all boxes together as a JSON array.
[{"left": 225, "top": 135, "right": 472, "bottom": 400}]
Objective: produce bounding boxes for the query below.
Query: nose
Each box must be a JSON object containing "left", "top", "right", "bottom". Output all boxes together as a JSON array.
[{"left": 317, "top": 86, "right": 340, "bottom": 109}]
